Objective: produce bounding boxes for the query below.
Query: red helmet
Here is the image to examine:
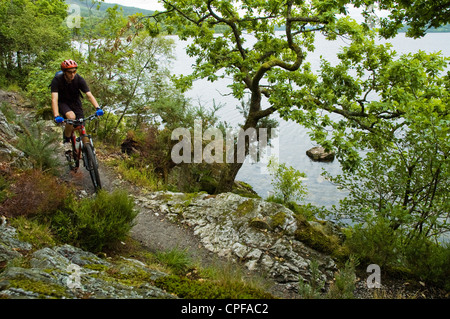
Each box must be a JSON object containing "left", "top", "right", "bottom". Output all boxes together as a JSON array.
[{"left": 61, "top": 59, "right": 78, "bottom": 70}]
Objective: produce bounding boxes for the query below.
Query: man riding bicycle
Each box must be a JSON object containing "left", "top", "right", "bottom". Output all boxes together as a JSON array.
[{"left": 51, "top": 59, "right": 103, "bottom": 145}]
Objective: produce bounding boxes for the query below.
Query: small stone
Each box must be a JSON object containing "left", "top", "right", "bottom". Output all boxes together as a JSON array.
[{"left": 306, "top": 146, "right": 335, "bottom": 162}]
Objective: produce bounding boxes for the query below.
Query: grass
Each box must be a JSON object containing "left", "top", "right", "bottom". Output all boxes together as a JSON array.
[
  {"left": 155, "top": 247, "right": 193, "bottom": 275},
  {"left": 9, "top": 216, "right": 56, "bottom": 250},
  {"left": 108, "top": 157, "right": 163, "bottom": 191}
]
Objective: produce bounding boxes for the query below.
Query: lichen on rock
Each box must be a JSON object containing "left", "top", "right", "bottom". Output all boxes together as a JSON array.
[{"left": 137, "top": 191, "right": 343, "bottom": 293}]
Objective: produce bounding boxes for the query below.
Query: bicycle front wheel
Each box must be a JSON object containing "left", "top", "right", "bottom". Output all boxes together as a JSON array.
[{"left": 83, "top": 143, "right": 102, "bottom": 192}]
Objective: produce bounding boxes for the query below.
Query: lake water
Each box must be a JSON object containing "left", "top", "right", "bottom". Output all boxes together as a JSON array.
[{"left": 168, "top": 32, "right": 450, "bottom": 208}]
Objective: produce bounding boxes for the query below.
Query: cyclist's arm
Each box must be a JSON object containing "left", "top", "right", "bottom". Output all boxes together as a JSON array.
[
  {"left": 51, "top": 92, "right": 59, "bottom": 117},
  {"left": 85, "top": 91, "right": 100, "bottom": 109}
]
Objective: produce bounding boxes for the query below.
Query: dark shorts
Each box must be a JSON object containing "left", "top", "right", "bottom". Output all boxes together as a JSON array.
[{"left": 59, "top": 101, "right": 84, "bottom": 119}]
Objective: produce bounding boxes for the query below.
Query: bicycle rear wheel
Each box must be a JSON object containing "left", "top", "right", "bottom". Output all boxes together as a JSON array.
[{"left": 83, "top": 143, "right": 102, "bottom": 192}]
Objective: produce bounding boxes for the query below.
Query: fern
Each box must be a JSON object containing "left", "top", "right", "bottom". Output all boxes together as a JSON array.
[{"left": 17, "top": 121, "right": 61, "bottom": 173}]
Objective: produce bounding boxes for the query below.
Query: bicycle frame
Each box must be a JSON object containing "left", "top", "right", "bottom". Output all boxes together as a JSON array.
[
  {"left": 63, "top": 114, "right": 102, "bottom": 192},
  {"left": 70, "top": 124, "right": 92, "bottom": 172},
  {"left": 65, "top": 115, "right": 97, "bottom": 172}
]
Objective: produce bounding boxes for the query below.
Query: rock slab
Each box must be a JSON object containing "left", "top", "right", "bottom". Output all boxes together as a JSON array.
[{"left": 133, "top": 192, "right": 338, "bottom": 292}]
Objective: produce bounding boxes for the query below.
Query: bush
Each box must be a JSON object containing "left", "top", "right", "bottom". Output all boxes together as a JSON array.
[
  {"left": 58, "top": 189, "right": 138, "bottom": 252},
  {"left": 267, "top": 157, "right": 307, "bottom": 204},
  {"left": 345, "top": 218, "right": 450, "bottom": 289},
  {"left": 344, "top": 217, "right": 403, "bottom": 267},
  {"left": 1, "top": 170, "right": 71, "bottom": 218},
  {"left": 403, "top": 236, "right": 450, "bottom": 290},
  {"left": 326, "top": 257, "right": 358, "bottom": 299}
]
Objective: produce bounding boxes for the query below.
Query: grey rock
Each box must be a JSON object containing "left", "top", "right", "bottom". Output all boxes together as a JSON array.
[
  {"left": 135, "top": 191, "right": 339, "bottom": 292},
  {"left": 306, "top": 146, "right": 335, "bottom": 162},
  {"left": 0, "top": 225, "right": 174, "bottom": 299}
]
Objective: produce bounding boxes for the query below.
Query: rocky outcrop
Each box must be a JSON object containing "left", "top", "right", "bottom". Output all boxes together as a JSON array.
[
  {"left": 133, "top": 192, "right": 340, "bottom": 292},
  {"left": 0, "top": 90, "right": 30, "bottom": 168},
  {"left": 306, "top": 146, "right": 335, "bottom": 162},
  {"left": 0, "top": 223, "right": 174, "bottom": 299}
]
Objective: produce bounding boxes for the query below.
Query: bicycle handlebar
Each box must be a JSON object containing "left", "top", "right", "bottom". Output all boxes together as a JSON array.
[{"left": 63, "top": 114, "right": 99, "bottom": 126}]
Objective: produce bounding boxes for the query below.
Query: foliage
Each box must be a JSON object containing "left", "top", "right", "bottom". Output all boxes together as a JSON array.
[
  {"left": 267, "top": 157, "right": 307, "bottom": 204},
  {"left": 298, "top": 257, "right": 358, "bottom": 299},
  {"left": 323, "top": 76, "right": 450, "bottom": 241},
  {"left": 147, "top": 0, "right": 357, "bottom": 192},
  {"left": 345, "top": 220, "right": 450, "bottom": 289},
  {"left": 79, "top": 7, "right": 176, "bottom": 141},
  {"left": 16, "top": 121, "right": 61, "bottom": 174},
  {"left": 326, "top": 257, "right": 358, "bottom": 299},
  {"left": 123, "top": 96, "right": 228, "bottom": 193},
  {"left": 154, "top": 274, "right": 274, "bottom": 299},
  {"left": 344, "top": 218, "right": 402, "bottom": 267},
  {"left": 0, "top": 174, "right": 9, "bottom": 204},
  {"left": 1, "top": 170, "right": 71, "bottom": 218},
  {"left": 403, "top": 237, "right": 450, "bottom": 290},
  {"left": 50, "top": 190, "right": 138, "bottom": 251},
  {"left": 0, "top": 0, "right": 70, "bottom": 87},
  {"left": 112, "top": 153, "right": 162, "bottom": 191},
  {"left": 298, "top": 259, "right": 325, "bottom": 299},
  {"left": 155, "top": 247, "right": 193, "bottom": 275},
  {"left": 9, "top": 216, "right": 56, "bottom": 249},
  {"left": 58, "top": 189, "right": 138, "bottom": 252},
  {"left": 66, "top": 0, "right": 154, "bottom": 19}
]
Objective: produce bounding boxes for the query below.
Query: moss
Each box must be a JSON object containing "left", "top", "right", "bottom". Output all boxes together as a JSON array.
[
  {"left": 232, "top": 181, "right": 260, "bottom": 199},
  {"left": 294, "top": 214, "right": 339, "bottom": 255},
  {"left": 154, "top": 274, "right": 274, "bottom": 299},
  {"left": 154, "top": 193, "right": 174, "bottom": 201},
  {"left": 8, "top": 276, "right": 69, "bottom": 299},
  {"left": 235, "top": 199, "right": 255, "bottom": 217},
  {"left": 105, "top": 266, "right": 154, "bottom": 287},
  {"left": 271, "top": 212, "right": 287, "bottom": 229}
]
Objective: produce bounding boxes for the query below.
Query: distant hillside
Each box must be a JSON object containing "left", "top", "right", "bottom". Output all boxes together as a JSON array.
[
  {"left": 399, "top": 24, "right": 450, "bottom": 33},
  {"left": 66, "top": 0, "right": 155, "bottom": 17}
]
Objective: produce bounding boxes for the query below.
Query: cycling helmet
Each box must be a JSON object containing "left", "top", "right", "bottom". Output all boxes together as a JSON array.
[{"left": 61, "top": 59, "right": 78, "bottom": 70}]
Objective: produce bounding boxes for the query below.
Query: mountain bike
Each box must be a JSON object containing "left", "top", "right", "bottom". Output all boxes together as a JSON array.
[{"left": 63, "top": 114, "right": 102, "bottom": 192}]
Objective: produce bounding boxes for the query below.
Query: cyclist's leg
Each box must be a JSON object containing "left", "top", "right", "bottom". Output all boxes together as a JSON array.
[
  {"left": 58, "top": 102, "right": 75, "bottom": 142},
  {"left": 63, "top": 110, "right": 76, "bottom": 142}
]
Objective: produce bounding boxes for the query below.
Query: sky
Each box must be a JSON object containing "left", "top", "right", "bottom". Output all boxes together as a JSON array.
[{"left": 103, "top": 0, "right": 165, "bottom": 11}]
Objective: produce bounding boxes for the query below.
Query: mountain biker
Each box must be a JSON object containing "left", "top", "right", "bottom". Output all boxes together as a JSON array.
[{"left": 51, "top": 59, "right": 103, "bottom": 144}]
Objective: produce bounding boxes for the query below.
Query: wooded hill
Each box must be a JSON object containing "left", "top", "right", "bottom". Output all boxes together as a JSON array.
[{"left": 66, "top": 0, "right": 155, "bottom": 17}]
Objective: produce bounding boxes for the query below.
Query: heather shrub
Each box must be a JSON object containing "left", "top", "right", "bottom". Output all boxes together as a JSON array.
[
  {"left": 1, "top": 170, "right": 70, "bottom": 218},
  {"left": 59, "top": 189, "right": 138, "bottom": 252}
]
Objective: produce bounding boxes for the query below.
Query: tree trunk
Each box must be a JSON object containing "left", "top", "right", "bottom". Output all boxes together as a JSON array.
[
  {"left": 214, "top": 102, "right": 262, "bottom": 194},
  {"left": 215, "top": 161, "right": 244, "bottom": 194}
]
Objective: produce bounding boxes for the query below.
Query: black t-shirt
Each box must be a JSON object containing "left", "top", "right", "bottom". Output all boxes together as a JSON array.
[{"left": 50, "top": 73, "right": 90, "bottom": 106}]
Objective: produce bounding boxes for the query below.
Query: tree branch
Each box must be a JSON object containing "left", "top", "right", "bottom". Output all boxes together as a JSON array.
[{"left": 206, "top": 0, "right": 247, "bottom": 60}]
